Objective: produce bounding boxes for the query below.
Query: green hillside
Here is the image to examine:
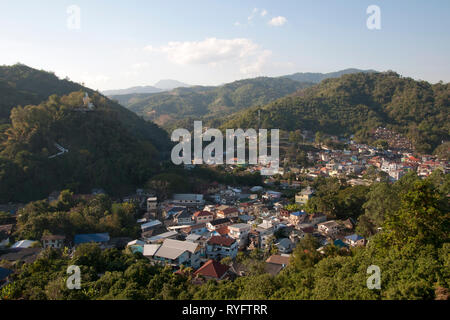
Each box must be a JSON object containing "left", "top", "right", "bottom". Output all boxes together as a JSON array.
[
  {"left": 219, "top": 71, "right": 449, "bottom": 154},
  {"left": 112, "top": 77, "right": 314, "bottom": 127},
  {"left": 282, "top": 68, "right": 376, "bottom": 83},
  {"left": 0, "top": 65, "right": 171, "bottom": 202}
]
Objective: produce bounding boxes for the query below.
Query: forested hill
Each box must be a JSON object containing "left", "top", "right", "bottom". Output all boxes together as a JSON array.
[
  {"left": 0, "top": 64, "right": 93, "bottom": 123},
  {"left": 111, "top": 77, "right": 314, "bottom": 128},
  {"left": 0, "top": 64, "right": 169, "bottom": 150},
  {"left": 0, "top": 64, "right": 171, "bottom": 202},
  {"left": 282, "top": 68, "right": 376, "bottom": 83},
  {"left": 220, "top": 71, "right": 449, "bottom": 154}
]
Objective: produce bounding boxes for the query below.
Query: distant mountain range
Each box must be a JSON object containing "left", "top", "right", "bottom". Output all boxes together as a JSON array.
[
  {"left": 102, "top": 86, "right": 164, "bottom": 96},
  {"left": 110, "top": 77, "right": 314, "bottom": 128},
  {"left": 103, "top": 79, "right": 190, "bottom": 96},
  {"left": 154, "top": 79, "right": 190, "bottom": 90},
  {"left": 104, "top": 69, "right": 373, "bottom": 96},
  {"left": 109, "top": 69, "right": 377, "bottom": 129}
]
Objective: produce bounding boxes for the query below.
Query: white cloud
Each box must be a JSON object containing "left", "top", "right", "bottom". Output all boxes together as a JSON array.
[
  {"left": 145, "top": 38, "right": 272, "bottom": 76},
  {"left": 260, "top": 9, "right": 268, "bottom": 17},
  {"left": 131, "top": 62, "right": 150, "bottom": 69},
  {"left": 144, "top": 45, "right": 156, "bottom": 53},
  {"left": 268, "top": 16, "right": 287, "bottom": 27},
  {"left": 248, "top": 8, "right": 259, "bottom": 22},
  {"left": 239, "top": 49, "right": 272, "bottom": 75},
  {"left": 159, "top": 38, "right": 259, "bottom": 65}
]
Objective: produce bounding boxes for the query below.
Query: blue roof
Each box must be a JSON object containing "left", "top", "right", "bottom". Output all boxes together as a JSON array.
[
  {"left": 0, "top": 267, "right": 13, "bottom": 280},
  {"left": 345, "top": 234, "right": 364, "bottom": 242},
  {"left": 291, "top": 211, "right": 307, "bottom": 216},
  {"left": 74, "top": 233, "right": 110, "bottom": 245},
  {"left": 333, "top": 239, "right": 348, "bottom": 248}
]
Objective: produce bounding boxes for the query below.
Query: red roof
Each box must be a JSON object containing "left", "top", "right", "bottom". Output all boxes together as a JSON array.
[
  {"left": 220, "top": 207, "right": 239, "bottom": 215},
  {"left": 194, "top": 211, "right": 213, "bottom": 217},
  {"left": 207, "top": 235, "right": 235, "bottom": 247},
  {"left": 215, "top": 226, "right": 229, "bottom": 236},
  {"left": 194, "top": 259, "right": 229, "bottom": 279}
]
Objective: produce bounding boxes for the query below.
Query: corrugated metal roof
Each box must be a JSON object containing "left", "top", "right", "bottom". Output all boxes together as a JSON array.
[{"left": 74, "top": 233, "right": 110, "bottom": 245}]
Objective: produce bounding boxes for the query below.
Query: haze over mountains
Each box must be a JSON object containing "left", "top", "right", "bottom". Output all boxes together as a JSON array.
[
  {"left": 102, "top": 79, "right": 190, "bottom": 96},
  {"left": 106, "top": 68, "right": 377, "bottom": 127},
  {"left": 110, "top": 77, "right": 314, "bottom": 128},
  {"left": 104, "top": 68, "right": 373, "bottom": 96}
]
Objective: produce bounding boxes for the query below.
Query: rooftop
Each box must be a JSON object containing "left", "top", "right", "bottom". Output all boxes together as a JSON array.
[
  {"left": 193, "top": 259, "right": 229, "bottom": 279},
  {"left": 207, "top": 236, "right": 236, "bottom": 247},
  {"left": 266, "top": 254, "right": 290, "bottom": 266},
  {"left": 74, "top": 233, "right": 110, "bottom": 245}
]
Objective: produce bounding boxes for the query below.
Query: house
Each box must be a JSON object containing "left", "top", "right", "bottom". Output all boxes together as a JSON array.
[
  {"left": 193, "top": 259, "right": 230, "bottom": 281},
  {"left": 318, "top": 221, "right": 340, "bottom": 236},
  {"left": 0, "top": 248, "right": 42, "bottom": 264},
  {"left": 266, "top": 254, "right": 290, "bottom": 267},
  {"left": 289, "top": 229, "right": 306, "bottom": 244},
  {"left": 344, "top": 234, "right": 366, "bottom": 247},
  {"left": 206, "top": 236, "right": 238, "bottom": 259},
  {"left": 333, "top": 239, "right": 349, "bottom": 249},
  {"left": 0, "top": 224, "right": 13, "bottom": 248},
  {"left": 248, "top": 230, "right": 261, "bottom": 250},
  {"left": 256, "top": 220, "right": 279, "bottom": 250},
  {"left": 207, "top": 218, "right": 232, "bottom": 231},
  {"left": 147, "top": 196, "right": 158, "bottom": 212},
  {"left": 185, "top": 234, "right": 202, "bottom": 242},
  {"left": 0, "top": 267, "right": 13, "bottom": 288},
  {"left": 11, "top": 240, "right": 38, "bottom": 249},
  {"left": 193, "top": 211, "right": 214, "bottom": 224},
  {"left": 174, "top": 210, "right": 194, "bottom": 225},
  {"left": 146, "top": 196, "right": 158, "bottom": 218},
  {"left": 275, "top": 238, "right": 294, "bottom": 254},
  {"left": 144, "top": 239, "right": 201, "bottom": 268},
  {"left": 74, "top": 233, "right": 110, "bottom": 247},
  {"left": 343, "top": 218, "right": 356, "bottom": 230},
  {"left": 289, "top": 211, "right": 307, "bottom": 225},
  {"left": 172, "top": 194, "right": 204, "bottom": 206},
  {"left": 126, "top": 240, "right": 145, "bottom": 254},
  {"left": 146, "top": 231, "right": 178, "bottom": 243},
  {"left": 216, "top": 206, "right": 239, "bottom": 219},
  {"left": 295, "top": 186, "right": 314, "bottom": 205},
  {"left": 141, "top": 220, "right": 163, "bottom": 232},
  {"left": 264, "top": 254, "right": 291, "bottom": 276},
  {"left": 164, "top": 206, "right": 187, "bottom": 219},
  {"left": 180, "top": 223, "right": 208, "bottom": 236},
  {"left": 228, "top": 223, "right": 251, "bottom": 248},
  {"left": 213, "top": 225, "right": 230, "bottom": 237},
  {"left": 41, "top": 235, "right": 66, "bottom": 249},
  {"left": 308, "top": 212, "right": 327, "bottom": 225}
]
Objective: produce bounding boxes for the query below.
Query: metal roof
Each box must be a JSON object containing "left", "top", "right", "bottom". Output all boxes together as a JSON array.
[{"left": 74, "top": 233, "right": 110, "bottom": 245}]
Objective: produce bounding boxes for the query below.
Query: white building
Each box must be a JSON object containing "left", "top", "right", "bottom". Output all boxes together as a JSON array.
[
  {"left": 172, "top": 194, "right": 205, "bottom": 206},
  {"left": 318, "top": 221, "right": 340, "bottom": 236},
  {"left": 143, "top": 239, "right": 201, "bottom": 268}
]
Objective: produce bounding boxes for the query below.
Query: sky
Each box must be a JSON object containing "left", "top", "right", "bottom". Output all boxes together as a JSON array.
[{"left": 0, "top": 0, "right": 449, "bottom": 90}]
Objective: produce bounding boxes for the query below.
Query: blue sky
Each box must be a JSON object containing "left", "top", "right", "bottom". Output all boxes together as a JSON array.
[{"left": 0, "top": 0, "right": 449, "bottom": 90}]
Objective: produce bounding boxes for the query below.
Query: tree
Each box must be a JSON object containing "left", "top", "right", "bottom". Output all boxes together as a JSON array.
[{"left": 383, "top": 180, "right": 449, "bottom": 248}]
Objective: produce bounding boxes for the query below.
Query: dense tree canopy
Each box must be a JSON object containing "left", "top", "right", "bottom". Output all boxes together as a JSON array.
[{"left": 219, "top": 72, "right": 449, "bottom": 154}]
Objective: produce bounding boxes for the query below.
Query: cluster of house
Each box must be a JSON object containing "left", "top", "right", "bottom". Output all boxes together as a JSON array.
[
  {"left": 0, "top": 186, "right": 369, "bottom": 285},
  {"left": 265, "top": 141, "right": 448, "bottom": 186},
  {"left": 208, "top": 127, "right": 448, "bottom": 184},
  {"left": 118, "top": 189, "right": 367, "bottom": 279}
]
